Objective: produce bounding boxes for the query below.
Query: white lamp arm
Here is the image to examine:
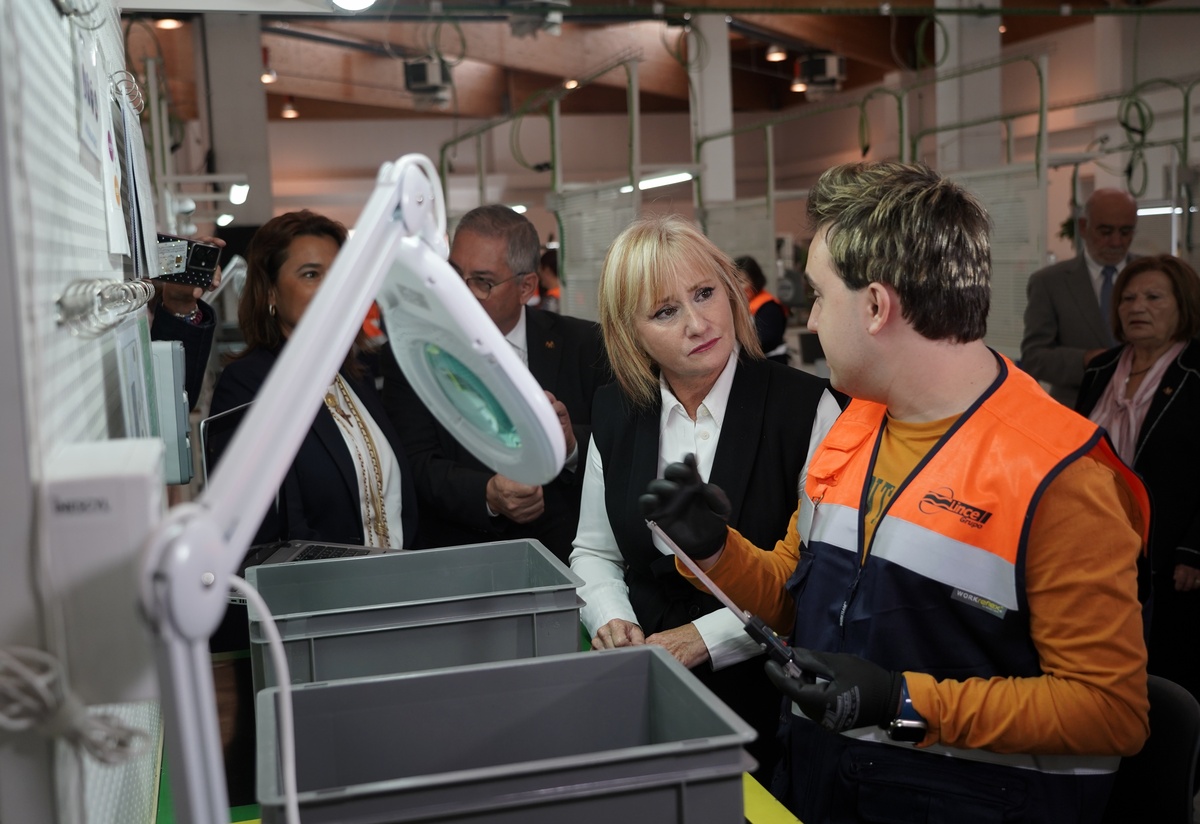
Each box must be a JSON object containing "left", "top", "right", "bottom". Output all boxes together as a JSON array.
[{"left": 138, "top": 155, "right": 447, "bottom": 824}]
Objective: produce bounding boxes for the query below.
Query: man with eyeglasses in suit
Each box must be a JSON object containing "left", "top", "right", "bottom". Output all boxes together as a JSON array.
[
  {"left": 1021, "top": 188, "right": 1139, "bottom": 407},
  {"left": 381, "top": 204, "right": 611, "bottom": 561}
]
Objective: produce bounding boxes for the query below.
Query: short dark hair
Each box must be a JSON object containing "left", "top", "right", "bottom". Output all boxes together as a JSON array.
[
  {"left": 454, "top": 205, "right": 540, "bottom": 277},
  {"left": 1111, "top": 255, "right": 1200, "bottom": 342},
  {"left": 807, "top": 161, "right": 992, "bottom": 343},
  {"left": 735, "top": 255, "right": 767, "bottom": 293}
]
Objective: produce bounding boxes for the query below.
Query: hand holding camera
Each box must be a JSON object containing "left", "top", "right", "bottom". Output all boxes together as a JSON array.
[
  {"left": 153, "top": 234, "right": 225, "bottom": 321},
  {"left": 156, "top": 233, "right": 223, "bottom": 289}
]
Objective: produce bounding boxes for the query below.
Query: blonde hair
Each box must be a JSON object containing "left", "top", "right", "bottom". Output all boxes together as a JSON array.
[{"left": 598, "top": 215, "right": 762, "bottom": 407}]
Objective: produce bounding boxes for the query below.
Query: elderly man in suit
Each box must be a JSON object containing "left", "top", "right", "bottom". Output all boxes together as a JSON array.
[
  {"left": 1021, "top": 188, "right": 1138, "bottom": 406},
  {"left": 381, "top": 204, "right": 610, "bottom": 561}
]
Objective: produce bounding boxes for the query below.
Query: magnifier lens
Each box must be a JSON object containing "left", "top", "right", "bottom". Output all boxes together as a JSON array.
[{"left": 422, "top": 343, "right": 521, "bottom": 450}]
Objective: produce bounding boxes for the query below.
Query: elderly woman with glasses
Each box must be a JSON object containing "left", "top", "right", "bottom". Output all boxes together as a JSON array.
[
  {"left": 569, "top": 215, "right": 842, "bottom": 783},
  {"left": 1076, "top": 254, "right": 1200, "bottom": 708}
]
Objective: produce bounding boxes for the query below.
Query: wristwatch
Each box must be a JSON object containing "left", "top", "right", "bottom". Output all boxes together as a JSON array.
[{"left": 884, "top": 677, "right": 927, "bottom": 743}]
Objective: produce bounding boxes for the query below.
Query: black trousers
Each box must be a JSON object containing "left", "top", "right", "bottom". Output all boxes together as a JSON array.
[{"left": 772, "top": 715, "right": 1115, "bottom": 824}]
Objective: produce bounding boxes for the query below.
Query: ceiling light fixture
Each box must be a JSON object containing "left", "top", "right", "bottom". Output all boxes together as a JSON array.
[
  {"left": 331, "top": 0, "right": 378, "bottom": 10},
  {"left": 791, "top": 59, "right": 808, "bottom": 93},
  {"left": 216, "top": 214, "right": 235, "bottom": 227},
  {"left": 280, "top": 96, "right": 299, "bottom": 119},
  {"left": 260, "top": 47, "right": 277, "bottom": 84},
  {"left": 766, "top": 43, "right": 787, "bottom": 62},
  {"left": 563, "top": 79, "right": 579, "bottom": 90},
  {"left": 619, "top": 171, "right": 695, "bottom": 193},
  {"left": 228, "top": 183, "right": 250, "bottom": 205}
]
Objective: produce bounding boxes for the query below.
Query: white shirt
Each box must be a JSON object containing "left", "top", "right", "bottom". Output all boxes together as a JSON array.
[
  {"left": 503, "top": 307, "right": 529, "bottom": 366},
  {"left": 569, "top": 353, "right": 843, "bottom": 669},
  {"left": 327, "top": 378, "right": 405, "bottom": 549}
]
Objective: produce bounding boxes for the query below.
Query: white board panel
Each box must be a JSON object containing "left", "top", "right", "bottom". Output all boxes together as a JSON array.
[
  {"left": 0, "top": 1, "right": 162, "bottom": 822},
  {"left": 952, "top": 164, "right": 1047, "bottom": 361}
]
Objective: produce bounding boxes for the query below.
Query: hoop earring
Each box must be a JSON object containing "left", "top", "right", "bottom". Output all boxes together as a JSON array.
[{"left": 269, "top": 304, "right": 276, "bottom": 317}]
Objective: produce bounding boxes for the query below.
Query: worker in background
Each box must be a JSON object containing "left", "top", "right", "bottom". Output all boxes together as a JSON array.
[
  {"left": 644, "top": 161, "right": 1150, "bottom": 824},
  {"left": 538, "top": 247, "right": 562, "bottom": 314},
  {"left": 1021, "top": 188, "right": 1139, "bottom": 406},
  {"left": 736, "top": 255, "right": 789, "bottom": 365}
]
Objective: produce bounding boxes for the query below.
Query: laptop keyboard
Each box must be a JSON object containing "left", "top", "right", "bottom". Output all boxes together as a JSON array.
[{"left": 291, "top": 544, "right": 372, "bottom": 561}]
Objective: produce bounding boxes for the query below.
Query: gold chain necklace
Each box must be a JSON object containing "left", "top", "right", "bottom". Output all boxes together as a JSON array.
[{"left": 324, "top": 376, "right": 391, "bottom": 546}]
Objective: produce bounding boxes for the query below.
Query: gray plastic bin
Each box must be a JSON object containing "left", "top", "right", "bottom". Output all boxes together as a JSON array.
[
  {"left": 244, "top": 539, "right": 584, "bottom": 691},
  {"left": 256, "top": 646, "right": 756, "bottom": 823}
]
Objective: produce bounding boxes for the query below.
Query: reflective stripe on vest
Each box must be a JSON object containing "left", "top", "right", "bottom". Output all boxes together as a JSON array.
[
  {"left": 805, "top": 498, "right": 1022, "bottom": 609},
  {"left": 804, "top": 355, "right": 1148, "bottom": 570}
]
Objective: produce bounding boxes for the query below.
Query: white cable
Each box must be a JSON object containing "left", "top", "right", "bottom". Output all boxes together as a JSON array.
[
  {"left": 227, "top": 575, "right": 300, "bottom": 824},
  {"left": 0, "top": 646, "right": 149, "bottom": 764}
]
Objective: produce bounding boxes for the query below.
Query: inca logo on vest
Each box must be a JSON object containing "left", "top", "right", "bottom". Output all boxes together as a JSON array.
[{"left": 918, "top": 487, "right": 993, "bottom": 529}]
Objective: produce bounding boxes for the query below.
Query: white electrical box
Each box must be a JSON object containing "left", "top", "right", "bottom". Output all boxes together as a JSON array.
[
  {"left": 151, "top": 340, "right": 193, "bottom": 485},
  {"left": 40, "top": 439, "right": 164, "bottom": 705}
]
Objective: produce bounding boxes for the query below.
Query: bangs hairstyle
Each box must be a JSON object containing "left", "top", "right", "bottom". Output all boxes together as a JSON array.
[
  {"left": 598, "top": 215, "right": 762, "bottom": 408},
  {"left": 807, "top": 161, "right": 992, "bottom": 343},
  {"left": 1110, "top": 254, "right": 1200, "bottom": 342},
  {"left": 236, "top": 209, "right": 365, "bottom": 375}
]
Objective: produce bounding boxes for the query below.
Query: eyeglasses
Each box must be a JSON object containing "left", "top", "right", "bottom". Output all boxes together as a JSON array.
[{"left": 462, "top": 273, "right": 529, "bottom": 299}]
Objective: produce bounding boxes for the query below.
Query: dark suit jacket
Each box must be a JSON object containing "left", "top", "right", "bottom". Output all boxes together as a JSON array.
[
  {"left": 381, "top": 306, "right": 611, "bottom": 560},
  {"left": 1022, "top": 254, "right": 1116, "bottom": 406},
  {"left": 150, "top": 298, "right": 215, "bottom": 412},
  {"left": 591, "top": 356, "right": 834, "bottom": 784},
  {"left": 208, "top": 347, "right": 418, "bottom": 550},
  {"left": 1077, "top": 340, "right": 1200, "bottom": 578},
  {"left": 752, "top": 297, "right": 789, "bottom": 364}
]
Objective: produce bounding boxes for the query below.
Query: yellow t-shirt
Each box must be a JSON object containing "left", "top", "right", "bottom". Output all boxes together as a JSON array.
[{"left": 862, "top": 414, "right": 959, "bottom": 557}]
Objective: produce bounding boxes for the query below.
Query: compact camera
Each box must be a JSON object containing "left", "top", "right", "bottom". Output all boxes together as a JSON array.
[{"left": 155, "top": 233, "right": 221, "bottom": 289}]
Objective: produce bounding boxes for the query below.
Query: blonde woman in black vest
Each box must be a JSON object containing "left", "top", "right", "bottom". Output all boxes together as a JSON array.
[{"left": 570, "top": 215, "right": 841, "bottom": 784}]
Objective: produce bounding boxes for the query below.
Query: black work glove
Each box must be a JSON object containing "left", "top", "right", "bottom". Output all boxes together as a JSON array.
[
  {"left": 765, "top": 647, "right": 902, "bottom": 733},
  {"left": 638, "top": 453, "right": 731, "bottom": 560}
]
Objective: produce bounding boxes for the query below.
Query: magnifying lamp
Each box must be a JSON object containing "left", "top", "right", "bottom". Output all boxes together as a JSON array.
[{"left": 138, "top": 154, "right": 565, "bottom": 823}]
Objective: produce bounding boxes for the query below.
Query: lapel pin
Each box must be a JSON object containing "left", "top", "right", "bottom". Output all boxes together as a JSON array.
[{"left": 545, "top": 340, "right": 555, "bottom": 349}]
